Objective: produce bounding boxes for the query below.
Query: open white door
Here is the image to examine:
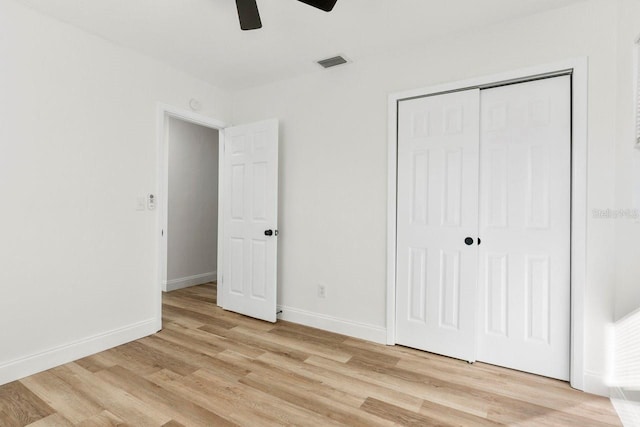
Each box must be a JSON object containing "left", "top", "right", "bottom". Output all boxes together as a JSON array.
[{"left": 222, "top": 119, "right": 278, "bottom": 323}]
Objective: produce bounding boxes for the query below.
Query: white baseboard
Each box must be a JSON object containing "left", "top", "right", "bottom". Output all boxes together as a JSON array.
[
  {"left": 277, "top": 305, "right": 387, "bottom": 344},
  {"left": 584, "top": 370, "right": 609, "bottom": 397},
  {"left": 165, "top": 271, "right": 216, "bottom": 292},
  {"left": 611, "top": 388, "right": 640, "bottom": 427},
  {"left": 0, "top": 319, "right": 158, "bottom": 386}
]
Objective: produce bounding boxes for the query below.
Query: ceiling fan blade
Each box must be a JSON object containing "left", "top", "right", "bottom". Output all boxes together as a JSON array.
[
  {"left": 297, "top": 0, "right": 338, "bottom": 12},
  {"left": 236, "top": 0, "right": 262, "bottom": 30}
]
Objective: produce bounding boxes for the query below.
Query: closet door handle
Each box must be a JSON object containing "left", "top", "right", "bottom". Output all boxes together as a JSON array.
[{"left": 464, "top": 237, "right": 474, "bottom": 246}]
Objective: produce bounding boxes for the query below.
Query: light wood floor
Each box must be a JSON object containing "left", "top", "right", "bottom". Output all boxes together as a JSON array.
[{"left": 0, "top": 283, "right": 621, "bottom": 426}]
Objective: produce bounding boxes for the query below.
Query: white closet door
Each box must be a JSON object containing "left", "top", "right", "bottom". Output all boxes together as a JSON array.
[
  {"left": 477, "top": 76, "right": 571, "bottom": 380},
  {"left": 396, "top": 89, "right": 480, "bottom": 362}
]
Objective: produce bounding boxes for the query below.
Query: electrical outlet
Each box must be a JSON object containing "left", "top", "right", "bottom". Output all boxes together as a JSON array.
[{"left": 318, "top": 284, "right": 326, "bottom": 298}]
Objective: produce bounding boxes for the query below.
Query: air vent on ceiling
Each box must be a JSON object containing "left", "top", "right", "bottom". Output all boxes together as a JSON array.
[{"left": 317, "top": 55, "right": 348, "bottom": 69}]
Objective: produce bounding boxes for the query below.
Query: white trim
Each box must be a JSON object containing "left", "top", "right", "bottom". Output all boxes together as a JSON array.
[
  {"left": 165, "top": 271, "right": 217, "bottom": 292},
  {"left": 277, "top": 305, "right": 387, "bottom": 344},
  {"left": 571, "top": 58, "right": 589, "bottom": 391},
  {"left": 0, "top": 319, "right": 157, "bottom": 386},
  {"left": 611, "top": 388, "right": 640, "bottom": 427},
  {"left": 386, "top": 91, "right": 399, "bottom": 346},
  {"left": 634, "top": 38, "right": 640, "bottom": 149},
  {"left": 386, "top": 58, "right": 589, "bottom": 391},
  {"left": 156, "top": 103, "right": 227, "bottom": 330},
  {"left": 583, "top": 370, "right": 609, "bottom": 397},
  {"left": 217, "top": 132, "right": 226, "bottom": 308}
]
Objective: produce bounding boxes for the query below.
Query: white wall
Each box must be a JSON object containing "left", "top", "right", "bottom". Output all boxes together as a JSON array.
[
  {"left": 612, "top": 0, "right": 640, "bottom": 416},
  {"left": 167, "top": 118, "right": 219, "bottom": 291},
  {"left": 231, "top": 0, "right": 621, "bottom": 395},
  {"left": 614, "top": 0, "right": 640, "bottom": 321},
  {"left": 0, "top": 0, "right": 231, "bottom": 384}
]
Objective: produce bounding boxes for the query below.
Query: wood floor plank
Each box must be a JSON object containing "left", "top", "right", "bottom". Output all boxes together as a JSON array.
[
  {"left": 348, "top": 355, "right": 617, "bottom": 427},
  {"left": 20, "top": 371, "right": 104, "bottom": 424},
  {"left": 74, "top": 353, "right": 117, "bottom": 374},
  {"left": 96, "top": 365, "right": 234, "bottom": 427},
  {"left": 268, "top": 324, "right": 403, "bottom": 366},
  {"left": 160, "top": 313, "right": 206, "bottom": 331},
  {"left": 25, "top": 413, "right": 74, "bottom": 427},
  {"left": 0, "top": 283, "right": 622, "bottom": 427},
  {"left": 138, "top": 334, "right": 227, "bottom": 369},
  {"left": 147, "top": 368, "right": 320, "bottom": 427},
  {"left": 161, "top": 322, "right": 265, "bottom": 359},
  {"left": 50, "top": 364, "right": 172, "bottom": 426},
  {"left": 216, "top": 349, "right": 366, "bottom": 409},
  {"left": 398, "top": 357, "right": 621, "bottom": 425},
  {"left": 418, "top": 399, "right": 504, "bottom": 427},
  {"left": 190, "top": 367, "right": 344, "bottom": 426},
  {"left": 306, "top": 354, "right": 492, "bottom": 418},
  {"left": 362, "top": 397, "right": 457, "bottom": 426},
  {"left": 0, "top": 381, "right": 54, "bottom": 427},
  {"left": 270, "top": 320, "right": 349, "bottom": 345},
  {"left": 163, "top": 297, "right": 274, "bottom": 332},
  {"left": 257, "top": 351, "right": 425, "bottom": 413},
  {"left": 198, "top": 323, "right": 310, "bottom": 362},
  {"left": 140, "top": 336, "right": 250, "bottom": 383},
  {"left": 113, "top": 340, "right": 200, "bottom": 376},
  {"left": 232, "top": 324, "right": 354, "bottom": 363},
  {"left": 161, "top": 304, "right": 224, "bottom": 329},
  {"left": 239, "top": 372, "right": 394, "bottom": 426},
  {"left": 75, "top": 410, "right": 127, "bottom": 427},
  {"left": 154, "top": 323, "right": 229, "bottom": 357},
  {"left": 174, "top": 289, "right": 217, "bottom": 305},
  {"left": 349, "top": 358, "right": 592, "bottom": 426}
]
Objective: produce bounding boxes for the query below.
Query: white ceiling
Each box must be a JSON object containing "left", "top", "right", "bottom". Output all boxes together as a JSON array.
[{"left": 18, "top": 0, "right": 585, "bottom": 90}]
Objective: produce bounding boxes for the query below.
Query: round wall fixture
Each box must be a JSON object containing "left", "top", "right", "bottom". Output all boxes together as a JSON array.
[{"left": 189, "top": 98, "right": 202, "bottom": 111}]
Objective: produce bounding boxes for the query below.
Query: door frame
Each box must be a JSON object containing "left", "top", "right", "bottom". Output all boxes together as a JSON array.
[
  {"left": 386, "top": 58, "right": 588, "bottom": 390},
  {"left": 155, "top": 103, "right": 227, "bottom": 331}
]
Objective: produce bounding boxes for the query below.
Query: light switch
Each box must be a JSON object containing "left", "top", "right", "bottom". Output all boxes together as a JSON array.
[{"left": 147, "top": 194, "right": 156, "bottom": 211}]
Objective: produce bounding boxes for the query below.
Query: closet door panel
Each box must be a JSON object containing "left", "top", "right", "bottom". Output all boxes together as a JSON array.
[
  {"left": 477, "top": 76, "right": 571, "bottom": 380},
  {"left": 396, "top": 89, "right": 480, "bottom": 362}
]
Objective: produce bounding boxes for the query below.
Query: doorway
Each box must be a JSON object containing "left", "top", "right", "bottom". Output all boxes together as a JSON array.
[
  {"left": 165, "top": 117, "right": 220, "bottom": 293},
  {"left": 156, "top": 105, "right": 227, "bottom": 330},
  {"left": 156, "top": 105, "right": 280, "bottom": 328},
  {"left": 386, "top": 59, "right": 588, "bottom": 390}
]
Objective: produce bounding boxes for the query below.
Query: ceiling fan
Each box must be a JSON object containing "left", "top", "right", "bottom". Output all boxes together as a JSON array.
[{"left": 235, "top": 0, "right": 338, "bottom": 30}]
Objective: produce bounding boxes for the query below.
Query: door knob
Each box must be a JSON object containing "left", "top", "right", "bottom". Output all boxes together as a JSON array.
[
  {"left": 264, "top": 229, "right": 274, "bottom": 236},
  {"left": 465, "top": 237, "right": 474, "bottom": 246}
]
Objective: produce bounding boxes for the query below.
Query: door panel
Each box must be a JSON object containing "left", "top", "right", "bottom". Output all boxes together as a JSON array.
[
  {"left": 396, "top": 89, "right": 480, "bottom": 362},
  {"left": 477, "top": 76, "right": 571, "bottom": 380},
  {"left": 222, "top": 119, "right": 278, "bottom": 323}
]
